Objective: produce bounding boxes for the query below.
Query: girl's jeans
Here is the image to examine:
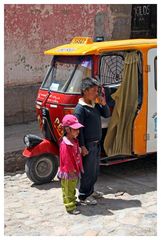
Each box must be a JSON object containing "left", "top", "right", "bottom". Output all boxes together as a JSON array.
[
  {"left": 61, "top": 178, "right": 78, "bottom": 212},
  {"left": 79, "top": 141, "right": 101, "bottom": 200}
]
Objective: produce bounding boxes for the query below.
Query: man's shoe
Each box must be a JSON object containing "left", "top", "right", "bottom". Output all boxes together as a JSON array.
[
  {"left": 92, "top": 191, "right": 104, "bottom": 199},
  {"left": 80, "top": 196, "right": 97, "bottom": 205},
  {"left": 67, "top": 209, "right": 80, "bottom": 215}
]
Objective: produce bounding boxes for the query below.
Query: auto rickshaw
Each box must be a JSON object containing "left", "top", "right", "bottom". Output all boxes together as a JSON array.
[{"left": 23, "top": 37, "right": 157, "bottom": 184}]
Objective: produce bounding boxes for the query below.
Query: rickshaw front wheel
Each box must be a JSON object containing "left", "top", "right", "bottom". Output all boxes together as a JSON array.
[{"left": 25, "top": 154, "right": 58, "bottom": 185}]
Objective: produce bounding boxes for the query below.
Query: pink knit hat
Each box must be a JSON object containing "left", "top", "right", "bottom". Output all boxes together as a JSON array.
[{"left": 62, "top": 114, "right": 84, "bottom": 129}]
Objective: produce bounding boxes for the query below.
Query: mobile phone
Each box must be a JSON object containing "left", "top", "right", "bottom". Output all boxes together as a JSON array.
[{"left": 98, "top": 86, "right": 105, "bottom": 97}]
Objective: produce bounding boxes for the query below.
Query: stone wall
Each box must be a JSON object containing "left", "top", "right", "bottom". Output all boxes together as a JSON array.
[
  {"left": 4, "top": 83, "right": 40, "bottom": 125},
  {"left": 4, "top": 4, "right": 132, "bottom": 125},
  {"left": 110, "top": 4, "right": 132, "bottom": 39}
]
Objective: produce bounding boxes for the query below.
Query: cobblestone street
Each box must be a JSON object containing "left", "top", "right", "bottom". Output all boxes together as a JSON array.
[{"left": 4, "top": 157, "right": 157, "bottom": 236}]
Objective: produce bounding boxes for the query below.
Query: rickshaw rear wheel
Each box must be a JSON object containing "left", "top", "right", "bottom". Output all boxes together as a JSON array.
[{"left": 25, "top": 154, "right": 58, "bottom": 185}]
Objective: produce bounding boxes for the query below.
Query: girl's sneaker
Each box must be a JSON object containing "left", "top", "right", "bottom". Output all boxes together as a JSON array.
[{"left": 67, "top": 209, "right": 80, "bottom": 215}]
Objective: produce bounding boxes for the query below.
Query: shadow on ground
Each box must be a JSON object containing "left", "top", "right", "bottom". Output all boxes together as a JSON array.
[
  {"left": 98, "top": 156, "right": 157, "bottom": 196},
  {"left": 31, "top": 179, "right": 61, "bottom": 190},
  {"left": 79, "top": 197, "right": 141, "bottom": 216}
]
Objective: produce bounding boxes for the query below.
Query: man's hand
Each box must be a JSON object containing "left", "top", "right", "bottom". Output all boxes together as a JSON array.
[
  {"left": 99, "top": 96, "right": 107, "bottom": 106},
  {"left": 81, "top": 146, "right": 89, "bottom": 156},
  {"left": 96, "top": 96, "right": 106, "bottom": 106}
]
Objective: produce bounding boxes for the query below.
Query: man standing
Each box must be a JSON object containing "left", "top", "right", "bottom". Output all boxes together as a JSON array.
[{"left": 74, "top": 77, "right": 110, "bottom": 205}]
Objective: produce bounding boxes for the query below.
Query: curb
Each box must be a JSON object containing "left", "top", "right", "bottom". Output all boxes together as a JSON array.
[{"left": 4, "top": 150, "right": 26, "bottom": 173}]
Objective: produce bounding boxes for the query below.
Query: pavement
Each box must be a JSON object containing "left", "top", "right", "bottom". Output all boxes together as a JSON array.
[
  {"left": 4, "top": 121, "right": 42, "bottom": 153},
  {"left": 4, "top": 121, "right": 157, "bottom": 236},
  {"left": 4, "top": 158, "right": 157, "bottom": 236}
]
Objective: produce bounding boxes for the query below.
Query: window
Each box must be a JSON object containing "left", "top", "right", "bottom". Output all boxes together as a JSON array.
[
  {"left": 41, "top": 56, "right": 92, "bottom": 93},
  {"left": 100, "top": 53, "right": 124, "bottom": 86}
]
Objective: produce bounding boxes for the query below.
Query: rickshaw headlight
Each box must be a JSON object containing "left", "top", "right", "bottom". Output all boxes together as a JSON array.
[
  {"left": 23, "top": 134, "right": 43, "bottom": 148},
  {"left": 23, "top": 135, "right": 30, "bottom": 147}
]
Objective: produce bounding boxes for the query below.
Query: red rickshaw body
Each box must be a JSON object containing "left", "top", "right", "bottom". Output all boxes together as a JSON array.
[
  {"left": 23, "top": 138, "right": 59, "bottom": 158},
  {"left": 36, "top": 89, "right": 80, "bottom": 141}
]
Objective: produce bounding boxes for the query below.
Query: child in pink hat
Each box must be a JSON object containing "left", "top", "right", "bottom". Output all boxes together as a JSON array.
[{"left": 57, "top": 114, "right": 84, "bottom": 215}]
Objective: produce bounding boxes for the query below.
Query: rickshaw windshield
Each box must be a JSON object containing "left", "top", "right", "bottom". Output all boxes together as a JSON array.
[{"left": 41, "top": 56, "right": 92, "bottom": 93}]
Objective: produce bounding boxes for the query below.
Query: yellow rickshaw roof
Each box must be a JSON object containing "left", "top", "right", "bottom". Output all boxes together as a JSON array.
[{"left": 44, "top": 37, "right": 157, "bottom": 56}]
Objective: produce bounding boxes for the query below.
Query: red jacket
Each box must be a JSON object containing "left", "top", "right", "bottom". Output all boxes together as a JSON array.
[{"left": 57, "top": 136, "right": 84, "bottom": 179}]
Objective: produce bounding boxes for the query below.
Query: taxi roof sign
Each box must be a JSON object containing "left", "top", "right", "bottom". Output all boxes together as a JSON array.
[
  {"left": 44, "top": 37, "right": 157, "bottom": 56},
  {"left": 71, "top": 37, "right": 93, "bottom": 44}
]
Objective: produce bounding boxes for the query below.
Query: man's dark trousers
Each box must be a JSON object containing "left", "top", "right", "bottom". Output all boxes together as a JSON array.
[{"left": 78, "top": 141, "right": 101, "bottom": 200}]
